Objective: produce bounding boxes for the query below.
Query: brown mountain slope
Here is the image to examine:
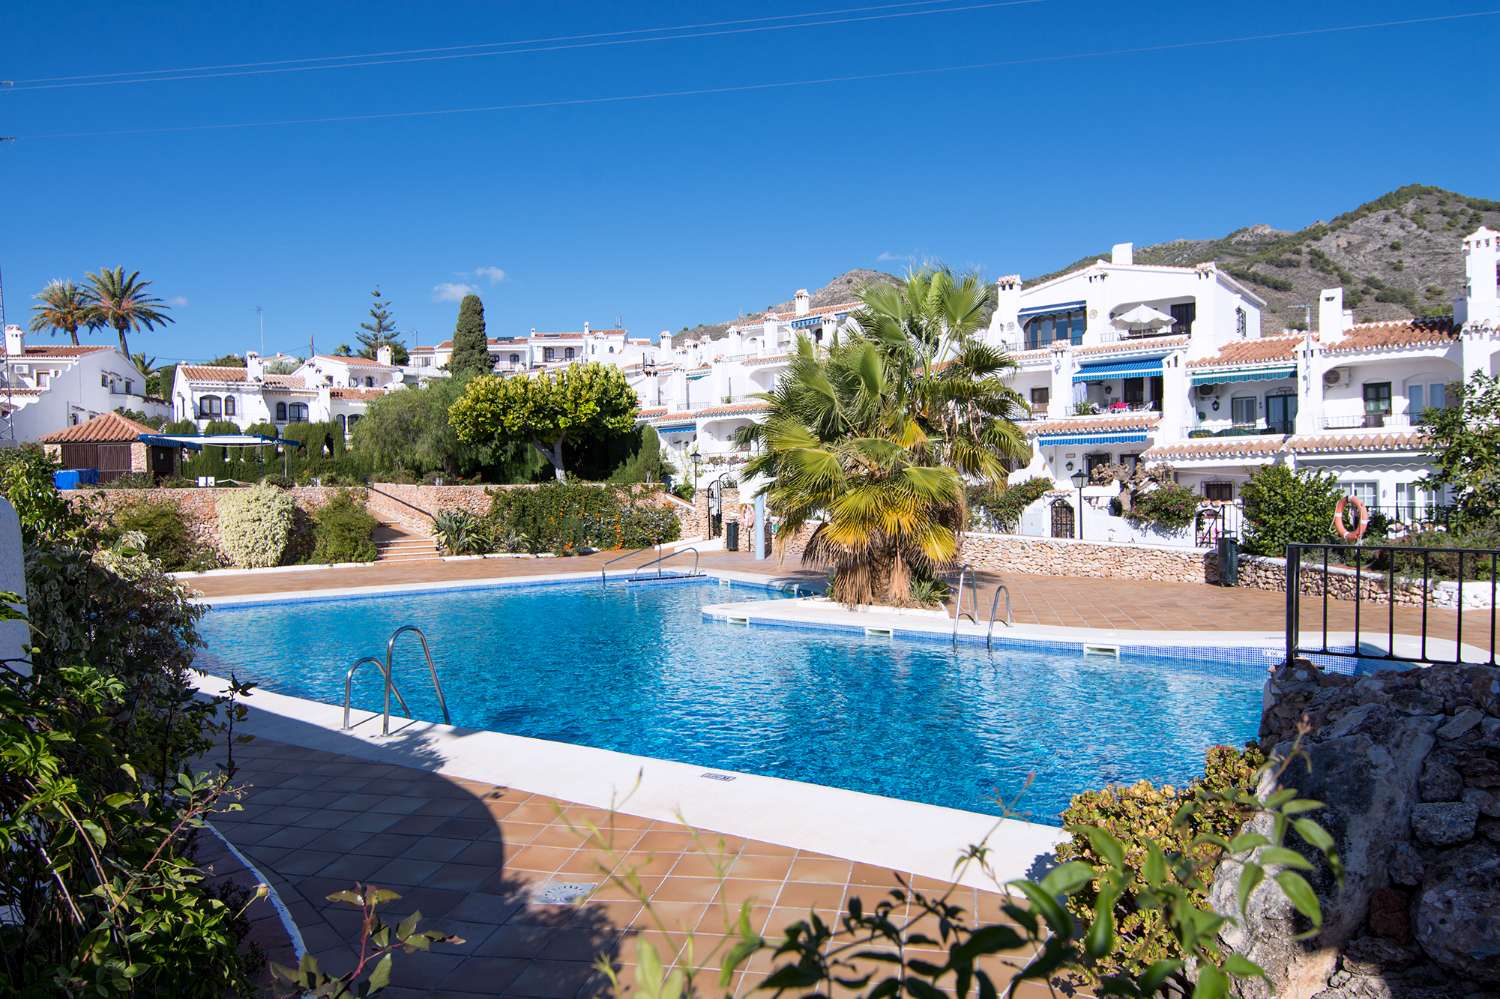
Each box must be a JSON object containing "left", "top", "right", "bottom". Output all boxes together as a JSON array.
[{"left": 1029, "top": 185, "right": 1500, "bottom": 331}]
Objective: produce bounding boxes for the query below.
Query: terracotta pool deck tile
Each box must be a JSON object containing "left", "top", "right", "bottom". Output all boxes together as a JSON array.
[
  {"left": 788, "top": 856, "right": 854, "bottom": 884},
  {"left": 727, "top": 853, "right": 795, "bottom": 881},
  {"left": 509, "top": 843, "right": 576, "bottom": 872},
  {"left": 775, "top": 880, "right": 847, "bottom": 910},
  {"left": 633, "top": 828, "right": 700, "bottom": 852},
  {"left": 505, "top": 958, "right": 601, "bottom": 999},
  {"left": 367, "top": 856, "right": 445, "bottom": 886},
  {"left": 438, "top": 956, "right": 532, "bottom": 994},
  {"left": 650, "top": 876, "right": 723, "bottom": 904}
]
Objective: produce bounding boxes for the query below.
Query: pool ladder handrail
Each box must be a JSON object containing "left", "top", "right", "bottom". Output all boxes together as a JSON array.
[
  {"left": 341, "top": 624, "right": 451, "bottom": 736},
  {"left": 985, "top": 584, "right": 1013, "bottom": 649},
  {"left": 951, "top": 563, "right": 978, "bottom": 643},
  {"left": 628, "top": 546, "right": 701, "bottom": 582},
  {"left": 600, "top": 544, "right": 661, "bottom": 585}
]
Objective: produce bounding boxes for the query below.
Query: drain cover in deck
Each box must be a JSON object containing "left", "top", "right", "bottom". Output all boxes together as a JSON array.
[{"left": 531, "top": 880, "right": 598, "bottom": 905}]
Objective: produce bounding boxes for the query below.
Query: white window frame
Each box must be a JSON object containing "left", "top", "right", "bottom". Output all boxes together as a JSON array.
[{"left": 1230, "top": 395, "right": 1258, "bottom": 427}]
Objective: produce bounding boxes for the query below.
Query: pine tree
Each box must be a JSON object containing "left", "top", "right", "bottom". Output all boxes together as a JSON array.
[
  {"left": 356, "top": 288, "right": 408, "bottom": 364},
  {"left": 447, "top": 294, "right": 492, "bottom": 376}
]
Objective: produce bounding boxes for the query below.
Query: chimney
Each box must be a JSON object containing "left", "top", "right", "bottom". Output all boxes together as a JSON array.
[
  {"left": 1111, "top": 242, "right": 1134, "bottom": 266},
  {"left": 794, "top": 289, "right": 811, "bottom": 317},
  {"left": 4, "top": 325, "right": 24, "bottom": 358},
  {"left": 659, "top": 330, "right": 673, "bottom": 354},
  {"left": 245, "top": 350, "right": 264, "bottom": 380},
  {"left": 375, "top": 345, "right": 394, "bottom": 366},
  {"left": 1318, "top": 287, "right": 1350, "bottom": 340},
  {"left": 1463, "top": 226, "right": 1500, "bottom": 326},
  {"left": 583, "top": 321, "right": 591, "bottom": 335},
  {"left": 989, "top": 275, "right": 1022, "bottom": 348}
]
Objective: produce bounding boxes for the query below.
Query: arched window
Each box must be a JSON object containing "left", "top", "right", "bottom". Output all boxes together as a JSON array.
[
  {"left": 198, "top": 395, "right": 222, "bottom": 418},
  {"left": 224, "top": 396, "right": 236, "bottom": 417},
  {"left": 364, "top": 376, "right": 374, "bottom": 387},
  {"left": 336, "top": 414, "right": 347, "bottom": 433},
  {"left": 565, "top": 347, "right": 576, "bottom": 360},
  {"left": 347, "top": 415, "right": 361, "bottom": 430},
  {"left": 509, "top": 353, "right": 520, "bottom": 365},
  {"left": 275, "top": 402, "right": 288, "bottom": 422},
  {"left": 288, "top": 403, "right": 309, "bottom": 422}
]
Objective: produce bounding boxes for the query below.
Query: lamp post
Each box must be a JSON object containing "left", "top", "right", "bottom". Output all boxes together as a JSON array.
[
  {"left": 1070, "top": 469, "right": 1088, "bottom": 541},
  {"left": 690, "top": 443, "right": 702, "bottom": 493}
]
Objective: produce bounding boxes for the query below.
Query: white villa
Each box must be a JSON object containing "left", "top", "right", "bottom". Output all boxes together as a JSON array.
[
  {"left": 408, "top": 324, "right": 656, "bottom": 374},
  {"left": 0, "top": 325, "right": 169, "bottom": 442},
  {"left": 170, "top": 346, "right": 439, "bottom": 436}
]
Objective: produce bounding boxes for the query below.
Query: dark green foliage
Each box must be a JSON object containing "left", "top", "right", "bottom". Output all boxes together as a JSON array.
[
  {"left": 1421, "top": 372, "right": 1500, "bottom": 522},
  {"left": 1126, "top": 482, "right": 1200, "bottom": 531},
  {"left": 447, "top": 294, "right": 492, "bottom": 377},
  {"left": 113, "top": 407, "right": 167, "bottom": 430},
  {"left": 969, "top": 477, "right": 1052, "bottom": 532},
  {"left": 1057, "top": 744, "right": 1266, "bottom": 975},
  {"left": 605, "top": 424, "right": 675, "bottom": 484},
  {"left": 1240, "top": 465, "right": 1342, "bottom": 556},
  {"left": 356, "top": 287, "right": 408, "bottom": 365},
  {"left": 204, "top": 353, "right": 245, "bottom": 367},
  {"left": 110, "top": 500, "right": 219, "bottom": 571},
  {"left": 486, "top": 483, "right": 680, "bottom": 555},
  {"left": 432, "top": 509, "right": 491, "bottom": 555},
  {"left": 351, "top": 375, "right": 540, "bottom": 483},
  {"left": 309, "top": 490, "right": 378, "bottom": 564},
  {"left": 1228, "top": 268, "right": 1295, "bottom": 292}
]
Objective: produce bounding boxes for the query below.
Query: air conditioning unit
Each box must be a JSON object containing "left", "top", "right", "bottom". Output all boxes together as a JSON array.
[
  {"left": 1195, "top": 383, "right": 1217, "bottom": 398},
  {"left": 1323, "top": 367, "right": 1349, "bottom": 388}
]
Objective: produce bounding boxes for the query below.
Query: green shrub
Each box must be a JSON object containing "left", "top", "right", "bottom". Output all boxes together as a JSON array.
[
  {"left": 1057, "top": 743, "right": 1266, "bottom": 976},
  {"left": 309, "top": 489, "right": 377, "bottom": 564},
  {"left": 1125, "top": 482, "right": 1200, "bottom": 531},
  {"left": 216, "top": 481, "right": 296, "bottom": 567},
  {"left": 1240, "top": 464, "right": 1342, "bottom": 557},
  {"left": 970, "top": 477, "right": 1052, "bottom": 532},
  {"left": 111, "top": 500, "right": 219, "bottom": 572},
  {"left": 619, "top": 503, "right": 682, "bottom": 548},
  {"left": 432, "top": 509, "right": 492, "bottom": 555},
  {"left": 485, "top": 483, "right": 683, "bottom": 555}
]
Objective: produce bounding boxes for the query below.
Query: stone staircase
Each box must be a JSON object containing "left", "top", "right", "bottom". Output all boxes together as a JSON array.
[{"left": 373, "top": 523, "right": 440, "bottom": 563}]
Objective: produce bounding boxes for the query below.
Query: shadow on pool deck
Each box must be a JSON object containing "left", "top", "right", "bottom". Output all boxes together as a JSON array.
[{"left": 205, "top": 709, "right": 1059, "bottom": 998}]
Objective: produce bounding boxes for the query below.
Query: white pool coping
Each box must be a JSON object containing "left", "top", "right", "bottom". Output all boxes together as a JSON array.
[{"left": 195, "top": 677, "right": 1064, "bottom": 890}]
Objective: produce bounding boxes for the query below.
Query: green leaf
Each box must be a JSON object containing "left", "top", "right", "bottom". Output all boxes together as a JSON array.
[
  {"left": 1039, "top": 861, "right": 1096, "bottom": 896},
  {"left": 103, "top": 792, "right": 134, "bottom": 809},
  {"left": 1236, "top": 863, "right": 1265, "bottom": 917},
  {"left": 1144, "top": 843, "right": 1166, "bottom": 888},
  {"left": 1274, "top": 870, "right": 1322, "bottom": 927},
  {"left": 1084, "top": 888, "right": 1117, "bottom": 960},
  {"left": 1139, "top": 959, "right": 1185, "bottom": 993},
  {"left": 636, "top": 939, "right": 664, "bottom": 994},
  {"left": 1257, "top": 847, "right": 1314, "bottom": 871},
  {"left": 396, "top": 911, "right": 421, "bottom": 941},
  {"left": 1228, "top": 833, "right": 1270, "bottom": 854},
  {"left": 366, "top": 954, "right": 392, "bottom": 993},
  {"left": 80, "top": 819, "right": 106, "bottom": 848},
  {"left": 721, "top": 938, "right": 761, "bottom": 986},
  {"left": 1008, "top": 881, "right": 1073, "bottom": 938},
  {"left": 1280, "top": 798, "right": 1324, "bottom": 815},
  {"left": 1293, "top": 818, "right": 1336, "bottom": 853},
  {"left": 1192, "top": 963, "right": 1228, "bottom": 999},
  {"left": 1080, "top": 825, "right": 1126, "bottom": 868}
]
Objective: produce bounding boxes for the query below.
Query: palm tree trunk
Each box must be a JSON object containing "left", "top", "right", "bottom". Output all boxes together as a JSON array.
[
  {"left": 66, "top": 324, "right": 79, "bottom": 346},
  {"left": 115, "top": 324, "right": 131, "bottom": 358}
]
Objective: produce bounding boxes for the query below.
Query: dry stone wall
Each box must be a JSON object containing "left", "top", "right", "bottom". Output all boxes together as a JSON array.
[
  {"left": 960, "top": 532, "right": 1218, "bottom": 583},
  {"left": 1237, "top": 553, "right": 1491, "bottom": 610},
  {"left": 74, "top": 486, "right": 346, "bottom": 551},
  {"left": 1215, "top": 659, "right": 1500, "bottom": 998}
]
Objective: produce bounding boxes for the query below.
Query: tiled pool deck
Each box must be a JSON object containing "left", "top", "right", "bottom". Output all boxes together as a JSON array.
[{"left": 216, "top": 738, "right": 1053, "bottom": 998}]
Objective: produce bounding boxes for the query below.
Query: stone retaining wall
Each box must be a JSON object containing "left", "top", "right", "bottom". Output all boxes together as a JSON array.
[
  {"left": 961, "top": 531, "right": 1218, "bottom": 583},
  {"left": 75, "top": 486, "right": 347, "bottom": 549},
  {"left": 1216, "top": 659, "right": 1500, "bottom": 997},
  {"left": 1237, "top": 553, "right": 1491, "bottom": 610}
]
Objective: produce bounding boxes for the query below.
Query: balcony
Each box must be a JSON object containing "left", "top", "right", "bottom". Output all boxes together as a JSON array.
[{"left": 1320, "top": 413, "right": 1409, "bottom": 430}]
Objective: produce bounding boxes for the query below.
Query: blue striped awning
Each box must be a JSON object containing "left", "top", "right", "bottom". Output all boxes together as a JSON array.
[
  {"left": 1018, "top": 299, "right": 1086, "bottom": 319},
  {"left": 1036, "top": 432, "right": 1150, "bottom": 447},
  {"left": 654, "top": 423, "right": 695, "bottom": 434},
  {"left": 1072, "top": 357, "right": 1164, "bottom": 383},
  {"left": 790, "top": 312, "right": 843, "bottom": 329},
  {"left": 1190, "top": 366, "right": 1296, "bottom": 386}
]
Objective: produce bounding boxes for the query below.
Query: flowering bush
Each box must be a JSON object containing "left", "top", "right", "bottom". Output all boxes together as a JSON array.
[{"left": 215, "top": 482, "right": 297, "bottom": 567}]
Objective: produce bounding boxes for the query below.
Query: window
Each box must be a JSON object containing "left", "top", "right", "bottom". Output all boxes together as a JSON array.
[
  {"left": 346, "top": 414, "right": 360, "bottom": 430},
  {"left": 198, "top": 395, "right": 222, "bottom": 418},
  {"left": 1230, "top": 396, "right": 1257, "bottom": 427},
  {"left": 509, "top": 353, "right": 520, "bottom": 365},
  {"left": 275, "top": 402, "right": 287, "bottom": 422},
  {"left": 1204, "top": 482, "right": 1234, "bottom": 502},
  {"left": 1363, "top": 382, "right": 1392, "bottom": 426},
  {"left": 288, "top": 403, "right": 308, "bottom": 422},
  {"left": 1345, "top": 481, "right": 1378, "bottom": 508},
  {"left": 1170, "top": 302, "right": 1196, "bottom": 335},
  {"left": 336, "top": 414, "right": 347, "bottom": 433},
  {"left": 565, "top": 347, "right": 576, "bottom": 360},
  {"left": 100, "top": 373, "right": 109, "bottom": 387},
  {"left": 1123, "top": 378, "right": 1144, "bottom": 405},
  {"left": 1029, "top": 386, "right": 1049, "bottom": 412},
  {"left": 224, "top": 396, "right": 236, "bottom": 416},
  {"left": 364, "top": 376, "right": 374, "bottom": 387},
  {"left": 544, "top": 347, "right": 555, "bottom": 361},
  {"left": 124, "top": 379, "right": 133, "bottom": 395},
  {"left": 1396, "top": 482, "right": 1435, "bottom": 520},
  {"left": 1235, "top": 307, "right": 1247, "bottom": 339},
  {"left": 1023, "top": 309, "right": 1086, "bottom": 350},
  {"left": 36, "top": 372, "right": 49, "bottom": 388}
]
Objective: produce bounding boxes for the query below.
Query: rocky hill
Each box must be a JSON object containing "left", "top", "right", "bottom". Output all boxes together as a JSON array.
[
  {"left": 675, "top": 268, "right": 900, "bottom": 342},
  {"left": 1031, "top": 185, "right": 1500, "bottom": 331}
]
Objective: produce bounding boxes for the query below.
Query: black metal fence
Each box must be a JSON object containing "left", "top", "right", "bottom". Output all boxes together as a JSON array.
[{"left": 1285, "top": 543, "right": 1499, "bottom": 669}]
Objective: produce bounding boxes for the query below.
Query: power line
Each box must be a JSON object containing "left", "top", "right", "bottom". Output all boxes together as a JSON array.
[
  {"left": 17, "top": 10, "right": 1497, "bottom": 143},
  {"left": 2, "top": 0, "right": 1046, "bottom": 92}
]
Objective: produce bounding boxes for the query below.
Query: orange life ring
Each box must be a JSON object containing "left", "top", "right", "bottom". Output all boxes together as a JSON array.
[
  {"left": 1333, "top": 495, "right": 1370, "bottom": 542},
  {"left": 740, "top": 503, "right": 755, "bottom": 529}
]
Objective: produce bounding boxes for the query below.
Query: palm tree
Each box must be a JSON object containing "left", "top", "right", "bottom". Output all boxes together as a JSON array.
[
  {"left": 740, "top": 267, "right": 1030, "bottom": 606},
  {"left": 84, "top": 267, "right": 175, "bottom": 358},
  {"left": 28, "top": 280, "right": 95, "bottom": 346}
]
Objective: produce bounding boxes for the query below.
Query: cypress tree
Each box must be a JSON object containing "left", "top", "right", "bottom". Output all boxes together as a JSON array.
[{"left": 448, "top": 294, "right": 492, "bottom": 376}]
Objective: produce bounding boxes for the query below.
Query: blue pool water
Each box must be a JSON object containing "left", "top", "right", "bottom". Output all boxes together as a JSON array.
[{"left": 196, "top": 579, "right": 1268, "bottom": 821}]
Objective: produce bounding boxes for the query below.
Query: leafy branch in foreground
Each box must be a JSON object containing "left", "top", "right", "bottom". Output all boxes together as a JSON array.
[{"left": 271, "top": 884, "right": 462, "bottom": 998}]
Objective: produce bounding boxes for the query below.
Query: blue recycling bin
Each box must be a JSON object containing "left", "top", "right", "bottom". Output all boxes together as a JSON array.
[{"left": 53, "top": 468, "right": 100, "bottom": 490}]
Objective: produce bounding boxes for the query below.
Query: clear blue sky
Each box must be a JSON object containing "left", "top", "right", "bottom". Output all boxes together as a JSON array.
[{"left": 1, "top": 1, "right": 1495, "bottom": 364}]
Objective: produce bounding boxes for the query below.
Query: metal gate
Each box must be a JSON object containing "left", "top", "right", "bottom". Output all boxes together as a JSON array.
[
  {"left": 707, "top": 479, "right": 723, "bottom": 539},
  {"left": 1050, "top": 499, "right": 1074, "bottom": 539}
]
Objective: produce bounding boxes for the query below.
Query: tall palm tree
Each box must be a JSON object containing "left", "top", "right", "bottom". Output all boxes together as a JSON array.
[
  {"left": 28, "top": 280, "right": 95, "bottom": 346},
  {"left": 83, "top": 267, "right": 175, "bottom": 358},
  {"left": 740, "top": 267, "right": 1031, "bottom": 606}
]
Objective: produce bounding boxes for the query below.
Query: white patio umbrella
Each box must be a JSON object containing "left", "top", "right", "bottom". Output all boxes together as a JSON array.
[{"left": 1114, "top": 304, "right": 1176, "bottom": 330}]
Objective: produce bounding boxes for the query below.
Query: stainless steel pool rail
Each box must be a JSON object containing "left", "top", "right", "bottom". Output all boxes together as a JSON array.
[
  {"left": 600, "top": 544, "right": 661, "bottom": 584},
  {"left": 985, "top": 584, "right": 1013, "bottom": 649},
  {"left": 951, "top": 563, "right": 978, "bottom": 643},
  {"left": 341, "top": 625, "right": 451, "bottom": 736},
  {"left": 628, "top": 547, "right": 702, "bottom": 582}
]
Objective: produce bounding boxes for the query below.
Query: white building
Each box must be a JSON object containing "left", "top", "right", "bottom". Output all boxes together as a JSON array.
[
  {"left": 407, "top": 323, "right": 656, "bottom": 374},
  {"left": 170, "top": 346, "right": 437, "bottom": 436},
  {"left": 0, "top": 324, "right": 168, "bottom": 442}
]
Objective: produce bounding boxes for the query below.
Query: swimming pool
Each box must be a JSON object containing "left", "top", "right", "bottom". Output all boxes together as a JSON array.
[{"left": 197, "top": 578, "right": 1268, "bottom": 821}]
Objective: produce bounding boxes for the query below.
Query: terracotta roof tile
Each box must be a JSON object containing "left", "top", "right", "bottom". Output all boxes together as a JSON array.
[
  {"left": 1142, "top": 434, "right": 1288, "bottom": 460},
  {"left": 1074, "top": 335, "right": 1189, "bottom": 357},
  {"left": 1186, "top": 335, "right": 1304, "bottom": 369},
  {"left": 178, "top": 365, "right": 248, "bottom": 382},
  {"left": 329, "top": 388, "right": 386, "bottom": 400},
  {"left": 645, "top": 401, "right": 771, "bottom": 423},
  {"left": 22, "top": 345, "right": 112, "bottom": 358},
  {"left": 311, "top": 354, "right": 396, "bottom": 368},
  {"left": 1286, "top": 430, "right": 1431, "bottom": 454},
  {"left": 1323, "top": 318, "right": 1460, "bottom": 355},
  {"left": 41, "top": 411, "right": 155, "bottom": 444},
  {"left": 1007, "top": 349, "right": 1051, "bottom": 365},
  {"left": 1029, "top": 413, "right": 1160, "bottom": 436}
]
